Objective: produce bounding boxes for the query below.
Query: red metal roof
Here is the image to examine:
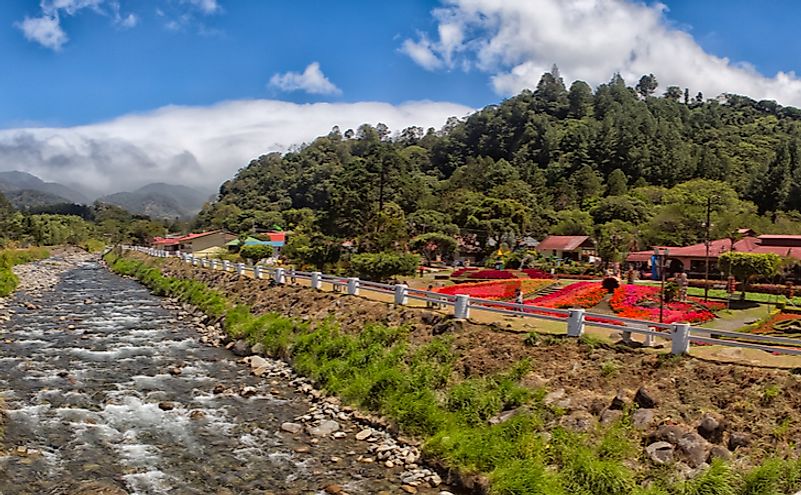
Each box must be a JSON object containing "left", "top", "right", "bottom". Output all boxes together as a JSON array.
[
  {"left": 264, "top": 232, "right": 285, "bottom": 242},
  {"left": 536, "top": 236, "right": 593, "bottom": 251},
  {"left": 626, "top": 236, "right": 801, "bottom": 262}
]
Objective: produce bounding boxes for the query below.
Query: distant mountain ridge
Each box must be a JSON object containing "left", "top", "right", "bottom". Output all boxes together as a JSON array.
[
  {"left": 0, "top": 171, "right": 88, "bottom": 205},
  {"left": 97, "top": 183, "right": 211, "bottom": 219},
  {"left": 0, "top": 170, "right": 210, "bottom": 219}
]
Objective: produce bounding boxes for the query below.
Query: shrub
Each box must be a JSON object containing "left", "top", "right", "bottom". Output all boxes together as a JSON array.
[
  {"left": 349, "top": 252, "right": 419, "bottom": 281},
  {"left": 239, "top": 244, "right": 273, "bottom": 263}
]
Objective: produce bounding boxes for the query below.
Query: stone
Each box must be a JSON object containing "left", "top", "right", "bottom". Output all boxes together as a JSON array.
[
  {"left": 240, "top": 386, "right": 258, "bottom": 398},
  {"left": 309, "top": 420, "right": 340, "bottom": 436},
  {"left": 609, "top": 389, "right": 627, "bottom": 410},
  {"left": 247, "top": 355, "right": 269, "bottom": 370},
  {"left": 558, "top": 410, "right": 596, "bottom": 433},
  {"left": 645, "top": 441, "right": 674, "bottom": 464},
  {"left": 632, "top": 408, "right": 656, "bottom": 429},
  {"left": 728, "top": 432, "right": 752, "bottom": 451},
  {"left": 323, "top": 483, "right": 343, "bottom": 494},
  {"left": 634, "top": 386, "right": 657, "bottom": 408},
  {"left": 697, "top": 414, "right": 722, "bottom": 442},
  {"left": 281, "top": 422, "right": 303, "bottom": 434},
  {"left": 489, "top": 408, "right": 521, "bottom": 425},
  {"left": 251, "top": 342, "right": 265, "bottom": 355},
  {"left": 355, "top": 428, "right": 373, "bottom": 441},
  {"left": 600, "top": 409, "right": 623, "bottom": 425},
  {"left": 654, "top": 424, "right": 687, "bottom": 445},
  {"left": 158, "top": 401, "right": 175, "bottom": 411},
  {"left": 708, "top": 445, "right": 732, "bottom": 462},
  {"left": 72, "top": 480, "right": 127, "bottom": 495},
  {"left": 439, "top": 492, "right": 455, "bottom": 495},
  {"left": 189, "top": 410, "right": 205, "bottom": 420},
  {"left": 231, "top": 339, "right": 251, "bottom": 357},
  {"left": 333, "top": 431, "right": 347, "bottom": 439},
  {"left": 544, "top": 388, "right": 566, "bottom": 405},
  {"left": 401, "top": 486, "right": 418, "bottom": 494},
  {"left": 677, "top": 432, "right": 711, "bottom": 468}
]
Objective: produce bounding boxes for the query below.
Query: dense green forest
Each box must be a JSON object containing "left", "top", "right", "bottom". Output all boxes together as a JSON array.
[
  {"left": 196, "top": 70, "right": 801, "bottom": 264},
  {"left": 0, "top": 193, "right": 173, "bottom": 249}
]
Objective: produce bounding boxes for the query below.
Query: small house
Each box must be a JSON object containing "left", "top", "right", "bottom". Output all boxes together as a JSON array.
[{"left": 535, "top": 235, "right": 596, "bottom": 261}]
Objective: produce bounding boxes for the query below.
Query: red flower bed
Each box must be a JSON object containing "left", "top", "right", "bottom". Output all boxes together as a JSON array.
[
  {"left": 522, "top": 268, "right": 552, "bottom": 279},
  {"left": 451, "top": 267, "right": 479, "bottom": 277},
  {"left": 466, "top": 269, "right": 518, "bottom": 279},
  {"left": 609, "top": 285, "right": 719, "bottom": 324},
  {"left": 524, "top": 282, "right": 607, "bottom": 309},
  {"left": 436, "top": 279, "right": 552, "bottom": 300}
]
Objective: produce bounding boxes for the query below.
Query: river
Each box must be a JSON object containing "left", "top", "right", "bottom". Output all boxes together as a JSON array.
[{"left": 0, "top": 255, "right": 456, "bottom": 495}]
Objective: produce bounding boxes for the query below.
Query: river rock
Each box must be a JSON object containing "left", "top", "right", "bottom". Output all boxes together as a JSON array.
[
  {"left": 246, "top": 355, "right": 269, "bottom": 369},
  {"left": 251, "top": 342, "right": 265, "bottom": 355},
  {"left": 355, "top": 428, "right": 373, "bottom": 441},
  {"left": 72, "top": 480, "right": 128, "bottom": 495},
  {"left": 708, "top": 445, "right": 732, "bottom": 462},
  {"left": 645, "top": 441, "right": 674, "bottom": 464},
  {"left": 231, "top": 339, "right": 251, "bottom": 357},
  {"left": 158, "top": 401, "right": 175, "bottom": 411},
  {"left": 309, "top": 420, "right": 340, "bottom": 436},
  {"left": 281, "top": 422, "right": 303, "bottom": 434},
  {"left": 558, "top": 410, "right": 596, "bottom": 432},
  {"left": 653, "top": 424, "right": 687, "bottom": 444},
  {"left": 600, "top": 409, "right": 623, "bottom": 425}
]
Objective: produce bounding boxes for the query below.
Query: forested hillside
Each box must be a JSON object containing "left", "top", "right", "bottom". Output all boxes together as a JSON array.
[{"left": 197, "top": 69, "right": 801, "bottom": 261}]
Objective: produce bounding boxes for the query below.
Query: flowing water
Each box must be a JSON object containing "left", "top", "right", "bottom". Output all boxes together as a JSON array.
[{"left": 0, "top": 258, "right": 456, "bottom": 495}]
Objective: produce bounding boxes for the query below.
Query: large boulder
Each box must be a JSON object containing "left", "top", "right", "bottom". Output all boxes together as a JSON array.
[
  {"left": 231, "top": 339, "right": 251, "bottom": 357},
  {"left": 634, "top": 386, "right": 658, "bottom": 408}
]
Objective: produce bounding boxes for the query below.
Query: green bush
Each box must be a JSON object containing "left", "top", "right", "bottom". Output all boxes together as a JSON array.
[
  {"left": 349, "top": 251, "right": 420, "bottom": 281},
  {"left": 239, "top": 244, "right": 273, "bottom": 263}
]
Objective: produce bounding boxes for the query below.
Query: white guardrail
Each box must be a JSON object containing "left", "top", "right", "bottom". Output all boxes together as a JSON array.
[{"left": 124, "top": 246, "right": 801, "bottom": 357}]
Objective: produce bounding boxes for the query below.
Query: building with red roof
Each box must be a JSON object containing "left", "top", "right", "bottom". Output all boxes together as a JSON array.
[
  {"left": 626, "top": 234, "right": 801, "bottom": 277},
  {"left": 150, "top": 230, "right": 236, "bottom": 254},
  {"left": 535, "top": 235, "right": 596, "bottom": 261}
]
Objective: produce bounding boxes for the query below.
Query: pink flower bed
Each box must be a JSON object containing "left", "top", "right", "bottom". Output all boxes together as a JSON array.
[
  {"left": 524, "top": 282, "right": 607, "bottom": 309},
  {"left": 522, "top": 268, "right": 552, "bottom": 279},
  {"left": 609, "top": 285, "right": 719, "bottom": 324},
  {"left": 466, "top": 269, "right": 518, "bottom": 279}
]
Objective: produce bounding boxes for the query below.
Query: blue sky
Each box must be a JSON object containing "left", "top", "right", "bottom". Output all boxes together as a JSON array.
[
  {"left": 2, "top": 0, "right": 801, "bottom": 193},
  {"left": 3, "top": 0, "right": 799, "bottom": 127}
]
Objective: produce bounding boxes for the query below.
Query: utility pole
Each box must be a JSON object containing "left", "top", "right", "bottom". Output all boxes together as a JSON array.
[
  {"left": 704, "top": 196, "right": 712, "bottom": 301},
  {"left": 655, "top": 247, "right": 670, "bottom": 323}
]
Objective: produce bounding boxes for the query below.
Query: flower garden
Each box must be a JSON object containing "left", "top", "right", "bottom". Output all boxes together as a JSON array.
[
  {"left": 752, "top": 312, "right": 801, "bottom": 335},
  {"left": 450, "top": 267, "right": 552, "bottom": 280},
  {"left": 434, "top": 279, "right": 553, "bottom": 300},
  {"left": 609, "top": 285, "right": 722, "bottom": 324},
  {"left": 524, "top": 281, "right": 607, "bottom": 309}
]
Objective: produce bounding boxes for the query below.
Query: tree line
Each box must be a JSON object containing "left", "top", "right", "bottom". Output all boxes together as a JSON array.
[{"left": 191, "top": 68, "right": 801, "bottom": 267}]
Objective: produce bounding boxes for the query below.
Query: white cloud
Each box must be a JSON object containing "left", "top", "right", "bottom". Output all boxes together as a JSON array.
[
  {"left": 16, "top": 0, "right": 138, "bottom": 49},
  {"left": 402, "top": 0, "right": 801, "bottom": 106},
  {"left": 181, "top": 0, "right": 221, "bottom": 15},
  {"left": 269, "top": 62, "right": 342, "bottom": 96},
  {"left": 0, "top": 99, "right": 472, "bottom": 195},
  {"left": 16, "top": 15, "right": 68, "bottom": 51}
]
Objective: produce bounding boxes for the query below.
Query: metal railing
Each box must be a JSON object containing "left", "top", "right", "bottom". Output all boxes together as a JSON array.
[{"left": 124, "top": 246, "right": 801, "bottom": 358}]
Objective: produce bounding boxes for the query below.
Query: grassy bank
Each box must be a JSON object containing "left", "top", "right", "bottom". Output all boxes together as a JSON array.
[
  {"left": 0, "top": 247, "right": 50, "bottom": 296},
  {"left": 105, "top": 250, "right": 801, "bottom": 495}
]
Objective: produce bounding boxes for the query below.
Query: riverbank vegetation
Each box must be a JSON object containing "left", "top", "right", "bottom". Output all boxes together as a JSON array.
[
  {"left": 105, "top": 250, "right": 801, "bottom": 495},
  {"left": 0, "top": 192, "right": 174, "bottom": 250},
  {"left": 0, "top": 247, "right": 50, "bottom": 296}
]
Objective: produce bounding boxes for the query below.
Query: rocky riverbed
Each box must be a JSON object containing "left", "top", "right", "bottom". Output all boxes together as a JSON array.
[{"left": 0, "top": 255, "right": 460, "bottom": 495}]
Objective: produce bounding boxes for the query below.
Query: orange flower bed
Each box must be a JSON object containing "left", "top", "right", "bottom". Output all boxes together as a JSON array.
[{"left": 752, "top": 313, "right": 801, "bottom": 335}]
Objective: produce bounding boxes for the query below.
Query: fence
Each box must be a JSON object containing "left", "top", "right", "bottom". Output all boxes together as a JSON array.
[{"left": 125, "top": 246, "right": 801, "bottom": 358}]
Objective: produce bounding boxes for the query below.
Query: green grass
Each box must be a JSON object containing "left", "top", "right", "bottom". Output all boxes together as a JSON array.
[
  {"left": 0, "top": 247, "right": 50, "bottom": 296},
  {"left": 640, "top": 282, "right": 801, "bottom": 306},
  {"left": 107, "top": 250, "right": 801, "bottom": 495}
]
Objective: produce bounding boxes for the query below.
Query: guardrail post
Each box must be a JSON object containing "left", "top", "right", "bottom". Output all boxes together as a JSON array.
[
  {"left": 311, "top": 272, "right": 322, "bottom": 289},
  {"left": 236, "top": 263, "right": 245, "bottom": 276},
  {"left": 222, "top": 260, "right": 230, "bottom": 272},
  {"left": 275, "top": 268, "right": 286, "bottom": 285},
  {"left": 454, "top": 295, "right": 470, "bottom": 319},
  {"left": 209, "top": 259, "right": 217, "bottom": 270},
  {"left": 671, "top": 323, "right": 691, "bottom": 355},
  {"left": 644, "top": 327, "right": 655, "bottom": 347},
  {"left": 347, "top": 277, "right": 360, "bottom": 295},
  {"left": 253, "top": 265, "right": 262, "bottom": 279},
  {"left": 394, "top": 284, "right": 408, "bottom": 305},
  {"left": 192, "top": 257, "right": 199, "bottom": 267},
  {"left": 567, "top": 309, "right": 585, "bottom": 337}
]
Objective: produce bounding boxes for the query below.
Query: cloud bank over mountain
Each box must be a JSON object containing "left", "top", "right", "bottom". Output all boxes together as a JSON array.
[{"left": 0, "top": 99, "right": 471, "bottom": 195}]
